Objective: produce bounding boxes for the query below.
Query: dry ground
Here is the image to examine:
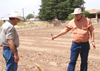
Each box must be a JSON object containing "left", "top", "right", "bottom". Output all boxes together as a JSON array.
[{"left": 0, "top": 24, "right": 100, "bottom": 71}]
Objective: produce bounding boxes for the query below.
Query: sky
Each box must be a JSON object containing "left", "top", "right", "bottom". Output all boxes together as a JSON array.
[
  {"left": 0, "top": 0, "right": 100, "bottom": 18},
  {"left": 0, "top": 0, "right": 41, "bottom": 18},
  {"left": 84, "top": 0, "right": 100, "bottom": 10}
]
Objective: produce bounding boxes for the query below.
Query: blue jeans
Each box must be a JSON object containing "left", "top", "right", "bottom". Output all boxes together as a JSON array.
[
  {"left": 67, "top": 41, "right": 90, "bottom": 71},
  {"left": 3, "top": 46, "right": 18, "bottom": 71}
]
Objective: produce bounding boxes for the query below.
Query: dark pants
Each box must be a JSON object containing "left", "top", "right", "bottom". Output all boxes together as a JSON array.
[
  {"left": 3, "top": 46, "right": 18, "bottom": 71},
  {"left": 67, "top": 41, "right": 90, "bottom": 71}
]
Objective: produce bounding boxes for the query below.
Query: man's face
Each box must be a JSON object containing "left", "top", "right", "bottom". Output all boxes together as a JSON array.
[
  {"left": 74, "top": 13, "right": 82, "bottom": 21},
  {"left": 14, "top": 18, "right": 20, "bottom": 25}
]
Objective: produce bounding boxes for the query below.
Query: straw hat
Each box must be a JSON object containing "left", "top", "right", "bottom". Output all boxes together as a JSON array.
[
  {"left": 71, "top": 8, "right": 83, "bottom": 14},
  {"left": 9, "top": 11, "right": 24, "bottom": 20}
]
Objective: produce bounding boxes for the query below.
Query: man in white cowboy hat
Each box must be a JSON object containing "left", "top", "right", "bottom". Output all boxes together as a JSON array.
[
  {"left": 52, "top": 8, "right": 96, "bottom": 71},
  {"left": 0, "top": 11, "right": 23, "bottom": 71}
]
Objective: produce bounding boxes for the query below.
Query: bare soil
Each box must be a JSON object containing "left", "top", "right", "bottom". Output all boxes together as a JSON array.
[{"left": 0, "top": 24, "right": 100, "bottom": 71}]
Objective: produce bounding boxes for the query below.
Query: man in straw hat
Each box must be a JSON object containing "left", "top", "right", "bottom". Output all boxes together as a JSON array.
[
  {"left": 0, "top": 11, "right": 23, "bottom": 71},
  {"left": 52, "top": 8, "right": 96, "bottom": 71}
]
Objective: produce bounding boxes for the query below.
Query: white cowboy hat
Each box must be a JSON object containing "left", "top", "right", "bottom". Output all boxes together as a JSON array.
[
  {"left": 9, "top": 11, "right": 24, "bottom": 20},
  {"left": 71, "top": 8, "right": 83, "bottom": 14}
]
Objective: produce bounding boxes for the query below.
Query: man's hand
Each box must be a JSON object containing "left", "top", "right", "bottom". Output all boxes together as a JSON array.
[
  {"left": 14, "top": 53, "right": 19, "bottom": 63},
  {"left": 91, "top": 42, "right": 96, "bottom": 49},
  {"left": 52, "top": 36, "right": 55, "bottom": 40},
  {"left": 51, "top": 34, "right": 56, "bottom": 40}
]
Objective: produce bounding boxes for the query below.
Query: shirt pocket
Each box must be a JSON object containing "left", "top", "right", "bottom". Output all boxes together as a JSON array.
[{"left": 77, "top": 27, "right": 88, "bottom": 35}]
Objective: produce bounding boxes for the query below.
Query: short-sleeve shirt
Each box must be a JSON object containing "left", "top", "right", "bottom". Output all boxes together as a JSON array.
[
  {"left": 0, "top": 21, "right": 19, "bottom": 47},
  {"left": 65, "top": 17, "right": 94, "bottom": 43}
]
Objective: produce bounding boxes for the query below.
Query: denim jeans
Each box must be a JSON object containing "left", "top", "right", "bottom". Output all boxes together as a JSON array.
[
  {"left": 3, "top": 46, "right": 18, "bottom": 71},
  {"left": 67, "top": 41, "right": 90, "bottom": 71}
]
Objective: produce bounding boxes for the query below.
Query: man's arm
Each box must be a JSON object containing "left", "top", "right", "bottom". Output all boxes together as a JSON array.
[
  {"left": 52, "top": 28, "right": 71, "bottom": 40},
  {"left": 8, "top": 39, "right": 19, "bottom": 62},
  {"left": 90, "top": 31, "right": 96, "bottom": 49}
]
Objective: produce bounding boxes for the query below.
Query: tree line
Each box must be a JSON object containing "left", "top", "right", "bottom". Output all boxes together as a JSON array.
[
  {"left": 25, "top": 0, "right": 89, "bottom": 21},
  {"left": 39, "top": 0, "right": 85, "bottom": 21}
]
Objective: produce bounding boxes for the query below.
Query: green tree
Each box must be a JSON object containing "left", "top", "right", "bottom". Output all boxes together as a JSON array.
[
  {"left": 67, "top": 14, "right": 75, "bottom": 20},
  {"left": 26, "top": 14, "right": 34, "bottom": 19},
  {"left": 39, "top": 0, "right": 84, "bottom": 21},
  {"left": 39, "top": 0, "right": 57, "bottom": 21},
  {"left": 82, "top": 11, "right": 90, "bottom": 17}
]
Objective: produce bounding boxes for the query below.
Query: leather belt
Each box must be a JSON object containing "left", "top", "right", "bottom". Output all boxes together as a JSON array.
[
  {"left": 73, "top": 41, "right": 88, "bottom": 44},
  {"left": 4, "top": 46, "right": 17, "bottom": 48},
  {"left": 74, "top": 42, "right": 83, "bottom": 44},
  {"left": 4, "top": 46, "right": 9, "bottom": 48}
]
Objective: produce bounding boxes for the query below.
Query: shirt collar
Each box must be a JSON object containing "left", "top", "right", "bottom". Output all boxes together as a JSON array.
[{"left": 8, "top": 20, "right": 15, "bottom": 26}]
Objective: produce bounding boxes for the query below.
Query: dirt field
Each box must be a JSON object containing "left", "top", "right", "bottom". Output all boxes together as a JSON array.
[{"left": 0, "top": 24, "right": 100, "bottom": 71}]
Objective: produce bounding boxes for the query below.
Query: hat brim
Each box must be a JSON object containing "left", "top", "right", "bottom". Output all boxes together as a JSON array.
[
  {"left": 71, "top": 12, "right": 83, "bottom": 14},
  {"left": 9, "top": 16, "right": 24, "bottom": 20}
]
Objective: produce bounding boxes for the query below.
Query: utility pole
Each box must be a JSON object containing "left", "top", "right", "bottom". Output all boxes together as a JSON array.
[
  {"left": 22, "top": 8, "right": 25, "bottom": 21},
  {"left": 22, "top": 8, "right": 26, "bottom": 21},
  {"left": 33, "top": 11, "right": 35, "bottom": 18}
]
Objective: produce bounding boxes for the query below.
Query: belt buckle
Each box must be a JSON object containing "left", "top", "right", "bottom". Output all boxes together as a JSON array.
[
  {"left": 78, "top": 42, "right": 81, "bottom": 44},
  {"left": 78, "top": 42, "right": 80, "bottom": 44}
]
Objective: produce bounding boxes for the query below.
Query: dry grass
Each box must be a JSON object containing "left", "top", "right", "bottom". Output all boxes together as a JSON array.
[
  {"left": 0, "top": 21, "right": 4, "bottom": 26},
  {"left": 16, "top": 21, "right": 54, "bottom": 28},
  {"left": 0, "top": 21, "right": 68, "bottom": 29}
]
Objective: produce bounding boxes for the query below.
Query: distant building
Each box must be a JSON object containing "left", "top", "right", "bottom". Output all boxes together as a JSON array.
[
  {"left": 28, "top": 15, "right": 40, "bottom": 21},
  {"left": 2, "top": 17, "right": 9, "bottom": 22},
  {"left": 86, "top": 9, "right": 100, "bottom": 23},
  {"left": 1, "top": 14, "right": 9, "bottom": 22},
  {"left": 86, "top": 9, "right": 100, "bottom": 19}
]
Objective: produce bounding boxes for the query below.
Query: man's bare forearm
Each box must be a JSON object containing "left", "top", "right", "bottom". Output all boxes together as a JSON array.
[
  {"left": 8, "top": 39, "right": 17, "bottom": 55},
  {"left": 90, "top": 31, "right": 94, "bottom": 41}
]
